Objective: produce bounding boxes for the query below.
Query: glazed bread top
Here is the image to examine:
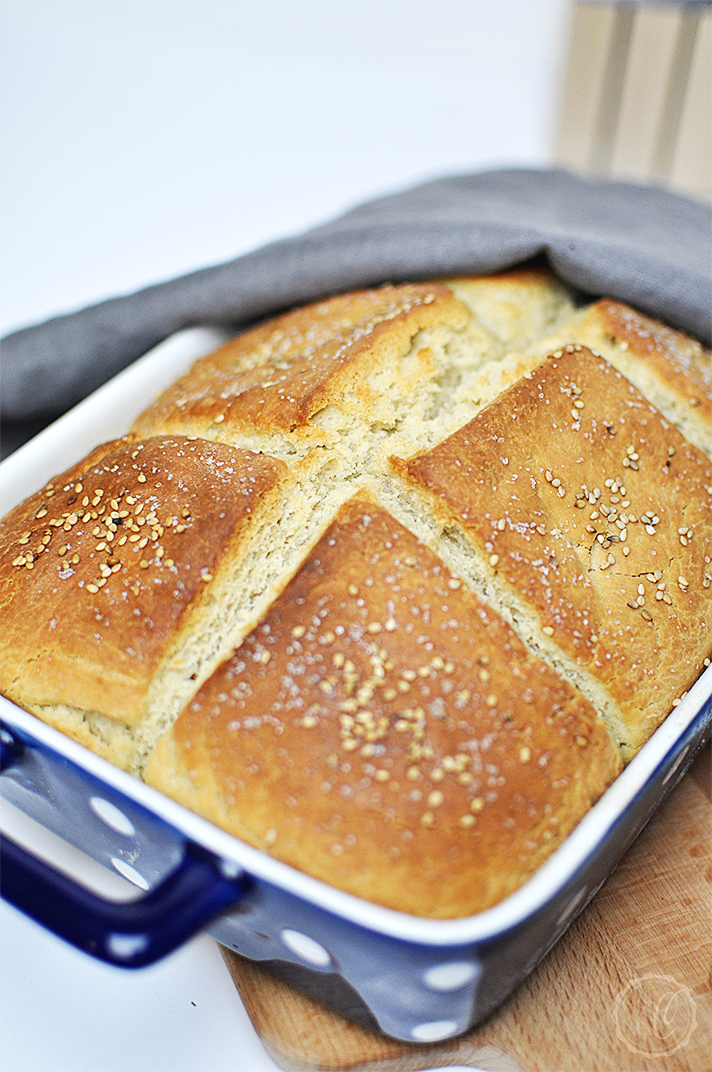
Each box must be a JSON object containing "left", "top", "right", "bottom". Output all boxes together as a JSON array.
[
  {"left": 144, "top": 495, "right": 622, "bottom": 918},
  {"left": 535, "top": 299, "right": 712, "bottom": 458},
  {"left": 132, "top": 282, "right": 471, "bottom": 454},
  {"left": 391, "top": 346, "right": 712, "bottom": 759},
  {"left": 131, "top": 270, "right": 577, "bottom": 460},
  {"left": 2, "top": 269, "right": 710, "bottom": 916},
  {"left": 0, "top": 436, "right": 296, "bottom": 767}
]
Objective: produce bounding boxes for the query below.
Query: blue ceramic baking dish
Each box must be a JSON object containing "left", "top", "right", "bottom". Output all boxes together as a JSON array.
[{"left": 1, "top": 327, "right": 710, "bottom": 1044}]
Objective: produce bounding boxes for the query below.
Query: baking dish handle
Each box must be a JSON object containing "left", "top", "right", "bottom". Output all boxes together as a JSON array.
[{"left": 0, "top": 720, "right": 252, "bottom": 965}]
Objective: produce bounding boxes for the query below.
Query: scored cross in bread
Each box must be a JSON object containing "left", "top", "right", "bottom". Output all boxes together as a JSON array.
[
  {"left": 131, "top": 270, "right": 577, "bottom": 465},
  {"left": 389, "top": 346, "right": 712, "bottom": 759},
  {"left": 144, "top": 495, "right": 622, "bottom": 918},
  {"left": 2, "top": 269, "right": 710, "bottom": 916},
  {"left": 0, "top": 435, "right": 305, "bottom": 769}
]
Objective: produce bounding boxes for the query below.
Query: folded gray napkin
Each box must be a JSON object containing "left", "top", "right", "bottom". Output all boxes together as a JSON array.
[{"left": 2, "top": 168, "right": 710, "bottom": 457}]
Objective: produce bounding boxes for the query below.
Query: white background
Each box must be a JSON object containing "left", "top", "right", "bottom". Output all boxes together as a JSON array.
[
  {"left": 1, "top": 2, "right": 569, "bottom": 1069},
  {"left": 1, "top": 0, "right": 569, "bottom": 336}
]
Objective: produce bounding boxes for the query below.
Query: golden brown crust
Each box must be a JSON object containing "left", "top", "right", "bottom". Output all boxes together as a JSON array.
[
  {"left": 0, "top": 435, "right": 288, "bottom": 728},
  {"left": 539, "top": 299, "right": 712, "bottom": 457},
  {"left": 145, "top": 495, "right": 621, "bottom": 918},
  {"left": 391, "top": 346, "right": 712, "bottom": 755},
  {"left": 3, "top": 271, "right": 710, "bottom": 918},
  {"left": 132, "top": 283, "right": 470, "bottom": 450},
  {"left": 591, "top": 300, "right": 711, "bottom": 426}
]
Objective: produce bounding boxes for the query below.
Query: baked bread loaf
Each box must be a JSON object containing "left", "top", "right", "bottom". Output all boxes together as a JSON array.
[{"left": 1, "top": 268, "right": 710, "bottom": 917}]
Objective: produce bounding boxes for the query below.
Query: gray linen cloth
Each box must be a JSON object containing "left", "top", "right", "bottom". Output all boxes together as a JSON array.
[{"left": 2, "top": 168, "right": 710, "bottom": 457}]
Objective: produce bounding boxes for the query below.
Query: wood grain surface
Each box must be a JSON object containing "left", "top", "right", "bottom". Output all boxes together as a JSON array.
[{"left": 222, "top": 743, "right": 711, "bottom": 1072}]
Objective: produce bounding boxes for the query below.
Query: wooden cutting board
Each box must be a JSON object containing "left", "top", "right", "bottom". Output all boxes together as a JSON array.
[{"left": 222, "top": 743, "right": 711, "bottom": 1072}]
